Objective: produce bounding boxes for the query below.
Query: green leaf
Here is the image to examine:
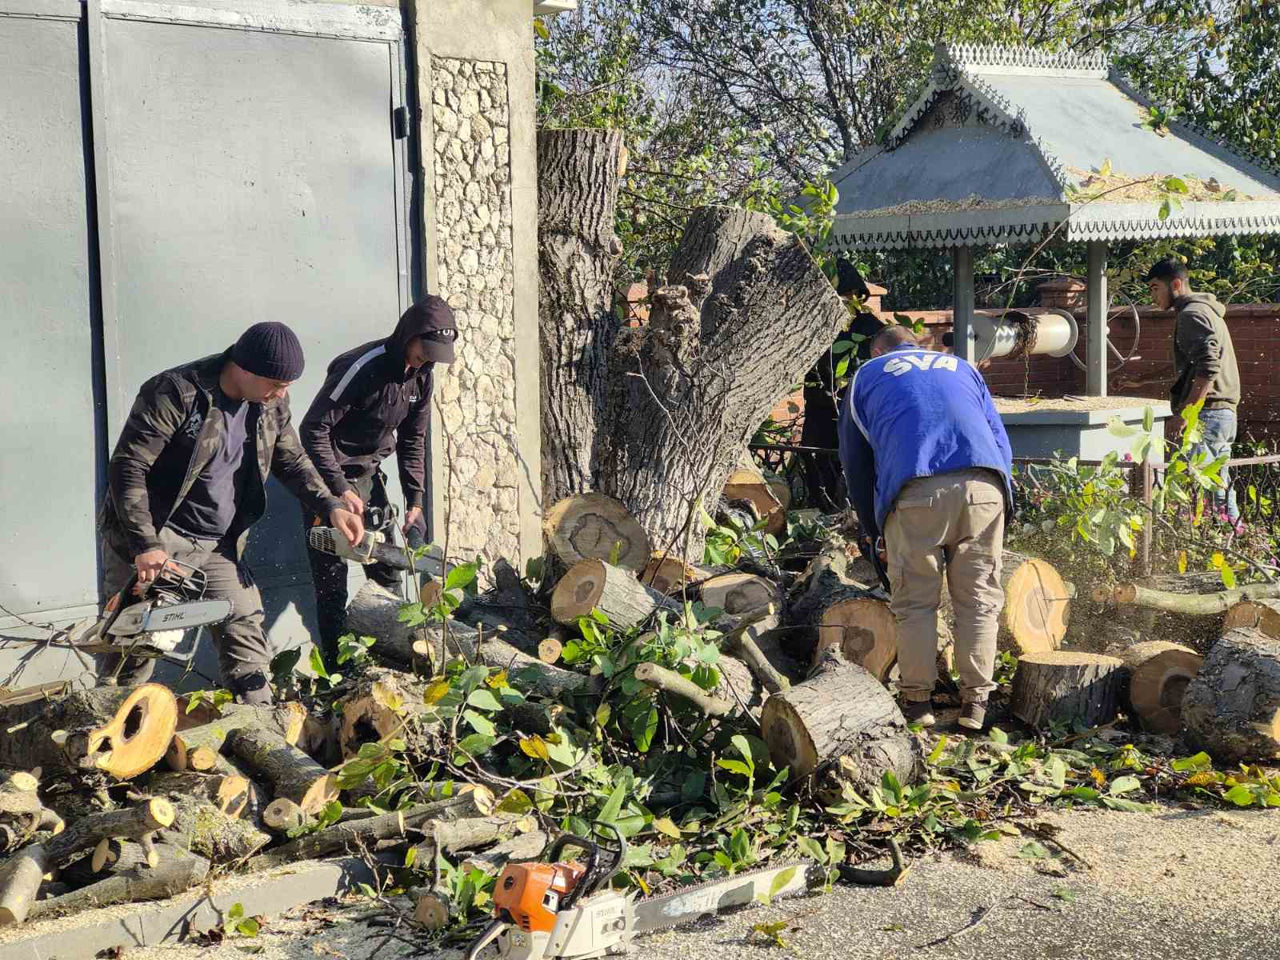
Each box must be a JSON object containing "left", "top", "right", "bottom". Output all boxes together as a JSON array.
[
  {"left": 1015, "top": 841, "right": 1049, "bottom": 860},
  {"left": 1098, "top": 157, "right": 1112, "bottom": 177},
  {"left": 926, "top": 735, "right": 948, "bottom": 766},
  {"left": 496, "top": 789, "right": 534, "bottom": 815},
  {"left": 1164, "top": 176, "right": 1189, "bottom": 194},
  {"left": 653, "top": 816, "right": 682, "bottom": 839},
  {"left": 1223, "top": 785, "right": 1255, "bottom": 807},
  {"left": 463, "top": 710, "right": 496, "bottom": 736},
  {"left": 730, "top": 828, "right": 751, "bottom": 864},
  {"left": 988, "top": 727, "right": 1009, "bottom": 744},
  {"left": 716, "top": 759, "right": 753, "bottom": 777},
  {"left": 796, "top": 836, "right": 825, "bottom": 865},
  {"left": 1052, "top": 886, "right": 1076, "bottom": 902},
  {"left": 598, "top": 780, "right": 627, "bottom": 825},
  {"left": 1158, "top": 197, "right": 1172, "bottom": 220},
  {"left": 1172, "top": 752, "right": 1213, "bottom": 773},
  {"left": 466, "top": 689, "right": 503, "bottom": 712},
  {"left": 766, "top": 866, "right": 797, "bottom": 901},
  {"left": 681, "top": 771, "right": 706, "bottom": 803},
  {"left": 445, "top": 563, "right": 478, "bottom": 592},
  {"left": 1109, "top": 776, "right": 1141, "bottom": 795},
  {"left": 236, "top": 918, "right": 260, "bottom": 938},
  {"left": 456, "top": 733, "right": 495, "bottom": 757},
  {"left": 1143, "top": 406, "right": 1154, "bottom": 433},
  {"left": 630, "top": 704, "right": 658, "bottom": 753},
  {"left": 308, "top": 646, "right": 329, "bottom": 681}
]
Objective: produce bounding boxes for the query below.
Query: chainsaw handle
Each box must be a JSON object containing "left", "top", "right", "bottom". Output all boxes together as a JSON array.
[{"left": 463, "top": 918, "right": 508, "bottom": 960}]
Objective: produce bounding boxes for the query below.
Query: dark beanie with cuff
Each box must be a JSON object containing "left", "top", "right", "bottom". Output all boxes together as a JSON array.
[{"left": 230, "top": 321, "right": 306, "bottom": 381}]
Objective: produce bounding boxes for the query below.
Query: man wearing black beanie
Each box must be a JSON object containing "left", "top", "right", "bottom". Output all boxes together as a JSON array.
[
  {"left": 300, "top": 296, "right": 458, "bottom": 669},
  {"left": 98, "top": 321, "right": 365, "bottom": 702}
]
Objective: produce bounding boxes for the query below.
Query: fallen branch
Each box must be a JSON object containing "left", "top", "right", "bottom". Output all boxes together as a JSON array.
[
  {"left": 1100, "top": 580, "right": 1280, "bottom": 615},
  {"left": 633, "top": 662, "right": 734, "bottom": 717}
]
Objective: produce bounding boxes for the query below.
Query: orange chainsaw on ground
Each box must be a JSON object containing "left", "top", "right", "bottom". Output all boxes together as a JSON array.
[{"left": 464, "top": 825, "right": 819, "bottom": 960}]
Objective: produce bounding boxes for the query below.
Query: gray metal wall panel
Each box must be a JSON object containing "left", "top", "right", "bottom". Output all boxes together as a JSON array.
[
  {"left": 97, "top": 17, "right": 406, "bottom": 662},
  {"left": 0, "top": 16, "right": 99, "bottom": 625}
]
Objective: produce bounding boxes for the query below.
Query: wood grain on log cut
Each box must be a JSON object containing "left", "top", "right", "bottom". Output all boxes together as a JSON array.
[
  {"left": 542, "top": 494, "right": 652, "bottom": 573},
  {"left": 640, "top": 553, "right": 708, "bottom": 596},
  {"left": 0, "top": 798, "right": 173, "bottom": 925},
  {"left": 0, "top": 684, "right": 177, "bottom": 780},
  {"left": 1010, "top": 651, "right": 1124, "bottom": 729},
  {"left": 1182, "top": 627, "right": 1280, "bottom": 762},
  {"left": 1000, "top": 554, "right": 1072, "bottom": 654},
  {"left": 150, "top": 770, "right": 250, "bottom": 817},
  {"left": 413, "top": 892, "right": 452, "bottom": 930},
  {"left": 163, "top": 796, "right": 270, "bottom": 863},
  {"left": 1118, "top": 641, "right": 1202, "bottom": 734},
  {"left": 537, "top": 129, "right": 627, "bottom": 505},
  {"left": 593, "top": 205, "right": 848, "bottom": 555},
  {"left": 550, "top": 559, "right": 674, "bottom": 628},
  {"left": 722, "top": 466, "right": 790, "bottom": 537},
  {"left": 335, "top": 667, "right": 435, "bottom": 760},
  {"left": 165, "top": 702, "right": 306, "bottom": 772},
  {"left": 538, "top": 638, "right": 563, "bottom": 664},
  {"left": 701, "top": 573, "right": 779, "bottom": 618},
  {"left": 225, "top": 728, "right": 337, "bottom": 815},
  {"left": 263, "top": 798, "right": 312, "bottom": 835},
  {"left": 760, "top": 652, "right": 921, "bottom": 787},
  {"left": 1223, "top": 598, "right": 1280, "bottom": 639},
  {"left": 813, "top": 595, "right": 898, "bottom": 683},
  {"left": 27, "top": 848, "right": 208, "bottom": 920}
]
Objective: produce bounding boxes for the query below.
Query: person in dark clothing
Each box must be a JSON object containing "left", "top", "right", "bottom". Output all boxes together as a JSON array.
[
  {"left": 799, "top": 259, "right": 887, "bottom": 511},
  {"left": 1145, "top": 257, "right": 1242, "bottom": 522},
  {"left": 300, "top": 296, "right": 458, "bottom": 667},
  {"left": 98, "top": 321, "right": 365, "bottom": 702}
]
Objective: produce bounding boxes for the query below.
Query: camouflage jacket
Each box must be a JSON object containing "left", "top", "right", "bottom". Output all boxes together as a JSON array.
[{"left": 100, "top": 351, "right": 343, "bottom": 560}]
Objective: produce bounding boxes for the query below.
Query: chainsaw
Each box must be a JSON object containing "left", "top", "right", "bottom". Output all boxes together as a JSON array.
[
  {"left": 464, "top": 825, "right": 819, "bottom": 960},
  {"left": 307, "top": 504, "right": 442, "bottom": 576},
  {"left": 69, "top": 560, "right": 231, "bottom": 665}
]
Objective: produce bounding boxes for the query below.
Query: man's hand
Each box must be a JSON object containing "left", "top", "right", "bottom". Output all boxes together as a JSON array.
[
  {"left": 329, "top": 508, "right": 365, "bottom": 547},
  {"left": 340, "top": 490, "right": 365, "bottom": 515},
  {"left": 402, "top": 506, "right": 424, "bottom": 536},
  {"left": 134, "top": 548, "right": 170, "bottom": 594}
]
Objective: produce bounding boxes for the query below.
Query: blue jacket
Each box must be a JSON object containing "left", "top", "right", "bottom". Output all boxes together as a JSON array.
[{"left": 837, "top": 346, "right": 1013, "bottom": 541}]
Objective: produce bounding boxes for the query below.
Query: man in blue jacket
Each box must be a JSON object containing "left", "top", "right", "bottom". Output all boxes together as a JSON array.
[{"left": 837, "top": 325, "right": 1013, "bottom": 730}]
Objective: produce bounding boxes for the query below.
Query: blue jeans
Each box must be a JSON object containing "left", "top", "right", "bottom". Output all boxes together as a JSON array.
[{"left": 1192, "top": 407, "right": 1239, "bottom": 523}]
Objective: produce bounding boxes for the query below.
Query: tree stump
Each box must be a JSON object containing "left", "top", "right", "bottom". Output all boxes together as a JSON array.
[
  {"left": 0, "top": 684, "right": 177, "bottom": 780},
  {"left": 165, "top": 702, "right": 307, "bottom": 772},
  {"left": 1222, "top": 598, "right": 1280, "bottom": 639},
  {"left": 542, "top": 493, "right": 652, "bottom": 573},
  {"left": 1182, "top": 627, "right": 1280, "bottom": 762},
  {"left": 760, "top": 652, "right": 921, "bottom": 788},
  {"left": 263, "top": 798, "right": 312, "bottom": 835},
  {"left": 1010, "top": 651, "right": 1124, "bottom": 729},
  {"left": 550, "top": 559, "right": 674, "bottom": 628},
  {"left": 225, "top": 729, "right": 338, "bottom": 814},
  {"left": 1118, "top": 641, "right": 1202, "bottom": 735},
  {"left": 999, "top": 554, "right": 1072, "bottom": 655}
]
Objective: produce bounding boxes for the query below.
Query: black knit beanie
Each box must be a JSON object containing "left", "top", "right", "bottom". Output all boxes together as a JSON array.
[{"left": 230, "top": 321, "right": 305, "bottom": 381}]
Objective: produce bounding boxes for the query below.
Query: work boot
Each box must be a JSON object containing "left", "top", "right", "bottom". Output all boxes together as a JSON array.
[
  {"left": 901, "top": 698, "right": 935, "bottom": 728},
  {"left": 958, "top": 699, "right": 987, "bottom": 731}
]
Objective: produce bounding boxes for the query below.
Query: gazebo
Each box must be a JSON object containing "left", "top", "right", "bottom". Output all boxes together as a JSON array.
[{"left": 828, "top": 42, "right": 1280, "bottom": 441}]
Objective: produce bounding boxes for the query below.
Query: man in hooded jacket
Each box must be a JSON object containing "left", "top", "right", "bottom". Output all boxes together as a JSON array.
[
  {"left": 300, "top": 296, "right": 458, "bottom": 667},
  {"left": 1145, "top": 257, "right": 1242, "bottom": 522}
]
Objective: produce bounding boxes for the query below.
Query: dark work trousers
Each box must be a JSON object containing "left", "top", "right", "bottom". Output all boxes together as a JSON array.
[
  {"left": 97, "top": 526, "right": 274, "bottom": 703},
  {"left": 305, "top": 470, "right": 402, "bottom": 670}
]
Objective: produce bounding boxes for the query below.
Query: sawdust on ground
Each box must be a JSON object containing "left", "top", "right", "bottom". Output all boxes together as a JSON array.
[
  {"left": 1067, "top": 166, "right": 1257, "bottom": 203},
  {"left": 108, "top": 804, "right": 1280, "bottom": 960}
]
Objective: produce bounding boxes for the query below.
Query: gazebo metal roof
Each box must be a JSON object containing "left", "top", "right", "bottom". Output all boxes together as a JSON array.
[{"left": 829, "top": 44, "right": 1280, "bottom": 251}]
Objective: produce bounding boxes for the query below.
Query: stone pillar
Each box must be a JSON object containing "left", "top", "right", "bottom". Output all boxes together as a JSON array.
[
  {"left": 413, "top": 0, "right": 542, "bottom": 565},
  {"left": 952, "top": 246, "right": 977, "bottom": 363},
  {"left": 1086, "top": 240, "right": 1108, "bottom": 397}
]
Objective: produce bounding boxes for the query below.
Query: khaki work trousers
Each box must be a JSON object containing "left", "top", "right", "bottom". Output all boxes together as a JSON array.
[{"left": 884, "top": 468, "right": 1006, "bottom": 703}]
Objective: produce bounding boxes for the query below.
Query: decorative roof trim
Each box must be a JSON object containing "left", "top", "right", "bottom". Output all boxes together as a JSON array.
[
  {"left": 936, "top": 42, "right": 1108, "bottom": 76},
  {"left": 1107, "top": 68, "right": 1280, "bottom": 194}
]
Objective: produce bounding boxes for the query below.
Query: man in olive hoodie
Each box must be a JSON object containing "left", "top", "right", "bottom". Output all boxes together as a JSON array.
[
  {"left": 1145, "top": 257, "right": 1242, "bottom": 522},
  {"left": 300, "top": 296, "right": 458, "bottom": 668}
]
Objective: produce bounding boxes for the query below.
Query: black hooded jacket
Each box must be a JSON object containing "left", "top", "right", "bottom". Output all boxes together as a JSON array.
[{"left": 300, "top": 307, "right": 444, "bottom": 510}]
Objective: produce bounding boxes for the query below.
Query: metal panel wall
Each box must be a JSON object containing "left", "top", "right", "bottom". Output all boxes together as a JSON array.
[{"left": 0, "top": 2, "right": 99, "bottom": 632}]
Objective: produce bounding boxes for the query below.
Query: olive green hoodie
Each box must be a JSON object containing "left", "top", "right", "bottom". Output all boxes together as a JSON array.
[{"left": 1171, "top": 292, "right": 1240, "bottom": 410}]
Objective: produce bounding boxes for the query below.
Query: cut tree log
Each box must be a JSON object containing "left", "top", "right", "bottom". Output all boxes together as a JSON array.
[
  {"left": 1182, "top": 627, "right": 1280, "bottom": 762},
  {"left": 1222, "top": 598, "right": 1280, "bottom": 639},
  {"left": 722, "top": 465, "right": 789, "bottom": 537},
  {"left": 263, "top": 798, "right": 312, "bottom": 835},
  {"left": 1100, "top": 579, "right": 1280, "bottom": 615},
  {"left": 0, "top": 772, "right": 63, "bottom": 855},
  {"left": 344, "top": 580, "right": 426, "bottom": 664},
  {"left": 538, "top": 638, "right": 563, "bottom": 664},
  {"left": 721, "top": 607, "right": 789, "bottom": 694},
  {"left": 1010, "top": 651, "right": 1124, "bottom": 729},
  {"left": 811, "top": 595, "right": 898, "bottom": 684},
  {"left": 26, "top": 848, "right": 208, "bottom": 920},
  {"left": 0, "top": 684, "right": 177, "bottom": 780},
  {"left": 537, "top": 128, "right": 627, "bottom": 506},
  {"left": 542, "top": 493, "right": 651, "bottom": 573},
  {"left": 459, "top": 830, "right": 548, "bottom": 876},
  {"left": 550, "top": 559, "right": 675, "bottom": 628},
  {"left": 162, "top": 796, "right": 270, "bottom": 863},
  {"left": 589, "top": 205, "right": 848, "bottom": 555},
  {"left": 701, "top": 573, "right": 779, "bottom": 618},
  {"left": 0, "top": 798, "right": 174, "bottom": 925},
  {"left": 1118, "top": 641, "right": 1203, "bottom": 735},
  {"left": 149, "top": 771, "right": 251, "bottom": 816},
  {"left": 334, "top": 667, "right": 436, "bottom": 760},
  {"left": 411, "top": 621, "right": 596, "bottom": 701},
  {"left": 225, "top": 729, "right": 337, "bottom": 814},
  {"left": 165, "top": 701, "right": 307, "bottom": 773},
  {"left": 760, "top": 651, "right": 921, "bottom": 789},
  {"left": 999, "top": 553, "right": 1072, "bottom": 654},
  {"left": 640, "top": 553, "right": 709, "bottom": 595}
]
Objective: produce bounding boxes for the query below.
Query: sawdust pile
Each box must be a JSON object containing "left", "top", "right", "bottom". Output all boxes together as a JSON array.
[{"left": 1068, "top": 166, "right": 1255, "bottom": 202}]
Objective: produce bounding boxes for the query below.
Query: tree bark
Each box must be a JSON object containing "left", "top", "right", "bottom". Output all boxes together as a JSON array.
[
  {"left": 161, "top": 796, "right": 270, "bottom": 864},
  {"left": 1010, "top": 652, "right": 1124, "bottom": 729},
  {"left": 537, "top": 129, "right": 627, "bottom": 506},
  {"left": 633, "top": 663, "right": 734, "bottom": 717},
  {"left": 149, "top": 771, "right": 251, "bottom": 817},
  {"left": 550, "top": 559, "right": 675, "bottom": 628},
  {"left": 412, "top": 622, "right": 596, "bottom": 701},
  {"left": 594, "top": 205, "right": 848, "bottom": 554},
  {"left": 542, "top": 493, "right": 652, "bottom": 574},
  {"left": 165, "top": 702, "right": 307, "bottom": 772},
  {"left": 334, "top": 667, "right": 437, "bottom": 760},
  {"left": 1182, "top": 627, "right": 1280, "bottom": 762},
  {"left": 26, "top": 849, "right": 208, "bottom": 920},
  {"left": 1101, "top": 579, "right": 1280, "bottom": 616},
  {"left": 225, "top": 729, "right": 338, "bottom": 815},
  {"left": 1118, "top": 641, "right": 1202, "bottom": 735},
  {"left": 760, "top": 651, "right": 921, "bottom": 788},
  {"left": 0, "top": 684, "right": 177, "bottom": 780}
]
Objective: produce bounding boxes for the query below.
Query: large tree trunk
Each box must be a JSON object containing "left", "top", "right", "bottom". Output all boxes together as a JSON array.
[
  {"left": 594, "top": 207, "right": 846, "bottom": 554},
  {"left": 537, "top": 128, "right": 626, "bottom": 505},
  {"left": 1182, "top": 627, "right": 1280, "bottom": 762},
  {"left": 1010, "top": 652, "right": 1124, "bottom": 729}
]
